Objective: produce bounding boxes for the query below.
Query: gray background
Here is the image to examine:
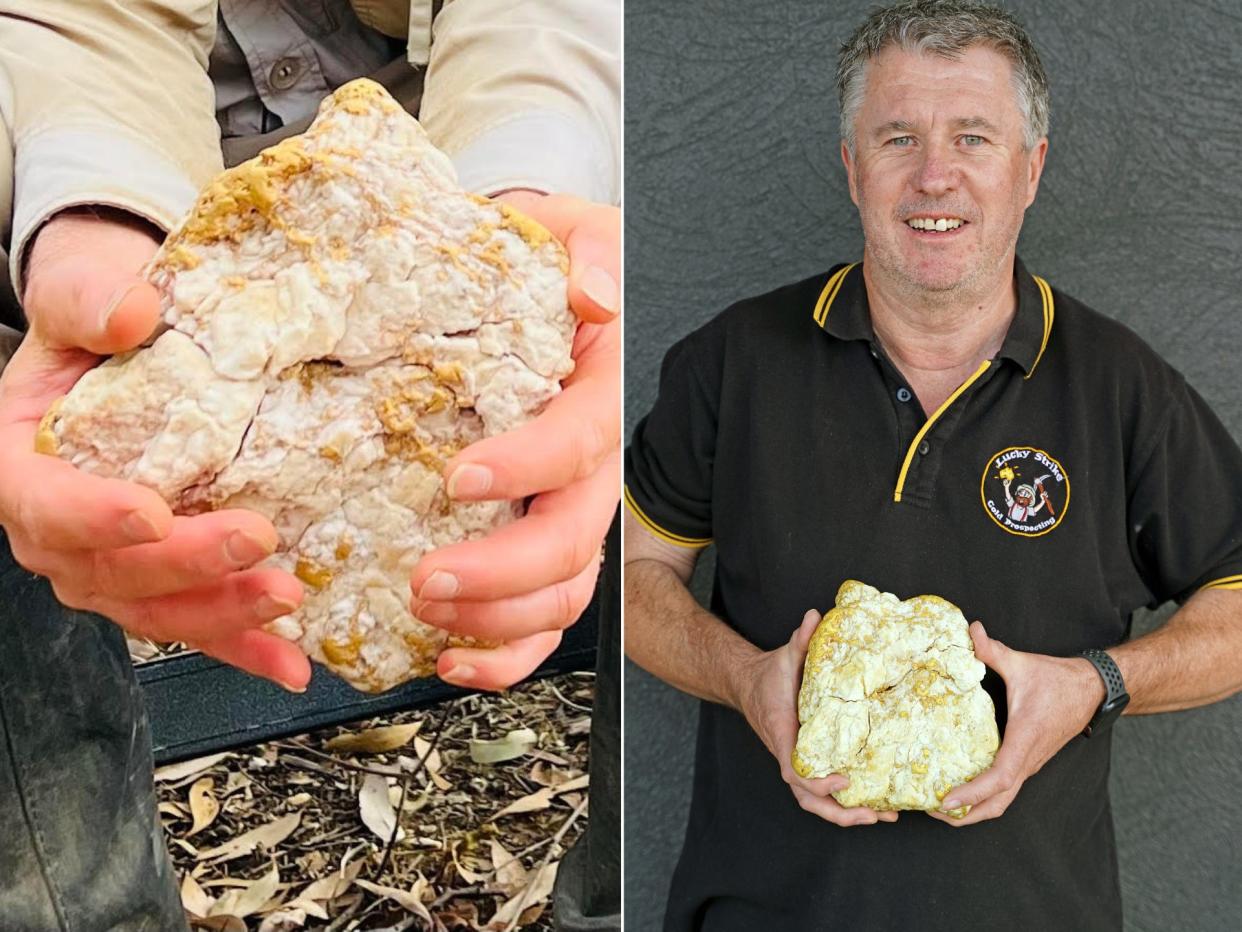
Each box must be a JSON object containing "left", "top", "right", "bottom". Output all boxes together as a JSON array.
[{"left": 623, "top": 1, "right": 1242, "bottom": 929}]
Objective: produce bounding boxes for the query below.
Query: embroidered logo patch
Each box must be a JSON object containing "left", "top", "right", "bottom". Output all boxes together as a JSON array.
[{"left": 981, "top": 446, "right": 1070, "bottom": 537}]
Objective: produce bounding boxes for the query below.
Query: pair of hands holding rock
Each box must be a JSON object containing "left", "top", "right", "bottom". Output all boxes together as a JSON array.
[
  {"left": 740, "top": 609, "right": 1106, "bottom": 828},
  {"left": 0, "top": 191, "right": 619, "bottom": 693}
]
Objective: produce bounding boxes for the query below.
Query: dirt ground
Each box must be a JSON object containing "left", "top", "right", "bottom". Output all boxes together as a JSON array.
[{"left": 153, "top": 671, "right": 595, "bottom": 931}]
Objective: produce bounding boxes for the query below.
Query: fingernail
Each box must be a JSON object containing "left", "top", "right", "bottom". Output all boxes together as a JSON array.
[
  {"left": 121, "top": 509, "right": 163, "bottom": 544},
  {"left": 255, "top": 593, "right": 300, "bottom": 620},
  {"left": 441, "top": 663, "right": 476, "bottom": 686},
  {"left": 446, "top": 463, "right": 492, "bottom": 499},
  {"left": 580, "top": 266, "right": 620, "bottom": 316},
  {"left": 100, "top": 283, "right": 140, "bottom": 335},
  {"left": 941, "top": 798, "right": 961, "bottom": 811},
  {"left": 224, "top": 529, "right": 273, "bottom": 566},
  {"left": 419, "top": 571, "right": 459, "bottom": 601},
  {"left": 279, "top": 680, "right": 308, "bottom": 694},
  {"left": 415, "top": 601, "right": 457, "bottom": 625}
]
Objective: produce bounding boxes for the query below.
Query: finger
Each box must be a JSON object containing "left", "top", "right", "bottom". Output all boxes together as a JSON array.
[
  {"left": 411, "top": 452, "right": 618, "bottom": 602},
  {"left": 72, "top": 510, "right": 278, "bottom": 599},
  {"left": 939, "top": 751, "right": 1024, "bottom": 814},
  {"left": 92, "top": 567, "right": 304, "bottom": 645},
  {"left": 0, "top": 443, "right": 173, "bottom": 551},
  {"left": 29, "top": 275, "right": 162, "bottom": 357},
  {"left": 927, "top": 789, "right": 1014, "bottom": 827},
  {"left": 791, "top": 609, "right": 821, "bottom": 654},
  {"left": 969, "top": 620, "right": 1014, "bottom": 677},
  {"left": 790, "top": 784, "right": 884, "bottom": 827},
  {"left": 436, "top": 630, "right": 563, "bottom": 692},
  {"left": 194, "top": 629, "right": 313, "bottom": 692},
  {"left": 496, "top": 193, "right": 620, "bottom": 322},
  {"left": 788, "top": 771, "right": 849, "bottom": 798},
  {"left": 413, "top": 555, "right": 599, "bottom": 642},
  {"left": 444, "top": 326, "right": 619, "bottom": 501}
]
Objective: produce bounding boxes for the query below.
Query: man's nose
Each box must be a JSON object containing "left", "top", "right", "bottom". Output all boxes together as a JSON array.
[{"left": 911, "top": 146, "right": 957, "bottom": 197}]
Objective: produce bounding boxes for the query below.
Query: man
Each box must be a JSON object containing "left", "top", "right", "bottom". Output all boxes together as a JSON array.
[
  {"left": 0, "top": 2, "right": 619, "bottom": 929},
  {"left": 625, "top": 1, "right": 1242, "bottom": 929}
]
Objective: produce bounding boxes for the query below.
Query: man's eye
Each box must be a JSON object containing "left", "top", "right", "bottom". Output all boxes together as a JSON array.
[
  {"left": 961, "top": 134, "right": 985, "bottom": 146},
  {"left": 890, "top": 136, "right": 914, "bottom": 147}
]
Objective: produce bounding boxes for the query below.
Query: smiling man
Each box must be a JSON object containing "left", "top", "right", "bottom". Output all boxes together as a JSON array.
[{"left": 624, "top": 1, "right": 1242, "bottom": 930}]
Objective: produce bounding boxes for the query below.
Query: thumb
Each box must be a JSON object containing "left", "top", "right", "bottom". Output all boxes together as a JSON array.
[
  {"left": 969, "top": 620, "right": 1011, "bottom": 674},
  {"left": 22, "top": 211, "right": 163, "bottom": 354},
  {"left": 791, "top": 609, "right": 822, "bottom": 655}
]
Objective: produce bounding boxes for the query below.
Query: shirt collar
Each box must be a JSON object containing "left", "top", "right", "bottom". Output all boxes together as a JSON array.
[{"left": 813, "top": 257, "right": 1055, "bottom": 378}]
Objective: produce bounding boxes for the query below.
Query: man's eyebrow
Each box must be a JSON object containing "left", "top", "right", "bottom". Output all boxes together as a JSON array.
[
  {"left": 953, "top": 116, "right": 1001, "bottom": 133},
  {"left": 874, "top": 119, "right": 915, "bottom": 138}
]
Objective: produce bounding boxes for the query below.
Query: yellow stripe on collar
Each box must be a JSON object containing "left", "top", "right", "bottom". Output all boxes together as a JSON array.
[
  {"left": 1200, "top": 574, "right": 1242, "bottom": 592},
  {"left": 813, "top": 263, "right": 858, "bottom": 327},
  {"left": 624, "top": 486, "right": 712, "bottom": 548},
  {"left": 1026, "top": 275, "right": 1055, "bottom": 379},
  {"left": 893, "top": 360, "right": 992, "bottom": 502}
]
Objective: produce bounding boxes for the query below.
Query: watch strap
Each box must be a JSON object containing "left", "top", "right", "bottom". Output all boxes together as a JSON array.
[{"left": 1080, "top": 648, "right": 1129, "bottom": 737}]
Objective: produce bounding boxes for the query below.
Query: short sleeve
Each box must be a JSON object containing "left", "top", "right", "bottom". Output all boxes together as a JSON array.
[
  {"left": 624, "top": 323, "right": 725, "bottom": 548},
  {"left": 1128, "top": 377, "right": 1242, "bottom": 603}
]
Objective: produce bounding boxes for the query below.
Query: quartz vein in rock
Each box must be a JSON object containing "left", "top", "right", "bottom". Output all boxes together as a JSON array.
[
  {"left": 36, "top": 79, "right": 575, "bottom": 693},
  {"left": 793, "top": 580, "right": 998, "bottom": 816}
]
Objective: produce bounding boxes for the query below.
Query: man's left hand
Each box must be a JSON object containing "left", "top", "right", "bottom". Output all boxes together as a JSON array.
[
  {"left": 409, "top": 192, "right": 620, "bottom": 692},
  {"left": 927, "top": 622, "right": 1106, "bottom": 827}
]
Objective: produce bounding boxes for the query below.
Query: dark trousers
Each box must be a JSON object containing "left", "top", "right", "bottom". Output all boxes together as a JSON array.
[{"left": 0, "top": 527, "right": 188, "bottom": 931}]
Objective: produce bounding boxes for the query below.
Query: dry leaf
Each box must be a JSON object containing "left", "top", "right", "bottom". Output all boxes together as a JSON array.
[
  {"left": 325, "top": 721, "right": 422, "bottom": 754},
  {"left": 494, "top": 787, "right": 554, "bottom": 819},
  {"left": 189, "top": 917, "right": 246, "bottom": 932},
  {"left": 188, "top": 778, "right": 221, "bottom": 837},
  {"left": 355, "top": 876, "right": 433, "bottom": 925},
  {"left": 488, "top": 840, "right": 528, "bottom": 895},
  {"left": 209, "top": 862, "right": 282, "bottom": 919},
  {"left": 441, "top": 900, "right": 480, "bottom": 929},
  {"left": 181, "top": 872, "right": 215, "bottom": 917},
  {"left": 159, "top": 801, "right": 190, "bottom": 820},
  {"left": 452, "top": 842, "right": 489, "bottom": 884},
  {"left": 527, "top": 749, "right": 569, "bottom": 766},
  {"left": 487, "top": 861, "right": 559, "bottom": 929},
  {"left": 196, "top": 812, "right": 301, "bottom": 863},
  {"left": 469, "top": 728, "right": 537, "bottom": 765},
  {"left": 155, "top": 752, "right": 230, "bottom": 784},
  {"left": 292, "top": 859, "right": 363, "bottom": 904},
  {"left": 410, "top": 736, "right": 451, "bottom": 790},
  {"left": 359, "top": 773, "right": 401, "bottom": 842},
  {"left": 258, "top": 909, "right": 307, "bottom": 932},
  {"left": 287, "top": 792, "right": 312, "bottom": 807}
]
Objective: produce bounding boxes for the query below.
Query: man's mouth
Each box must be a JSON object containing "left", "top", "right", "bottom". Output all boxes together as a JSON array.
[{"left": 905, "top": 216, "right": 966, "bottom": 233}]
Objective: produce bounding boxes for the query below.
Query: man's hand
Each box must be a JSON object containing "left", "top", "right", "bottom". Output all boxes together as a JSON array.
[
  {"left": 0, "top": 209, "right": 311, "bottom": 691},
  {"left": 927, "top": 622, "right": 1105, "bottom": 827},
  {"left": 738, "top": 609, "right": 898, "bottom": 827},
  {"left": 411, "top": 193, "right": 621, "bottom": 692}
]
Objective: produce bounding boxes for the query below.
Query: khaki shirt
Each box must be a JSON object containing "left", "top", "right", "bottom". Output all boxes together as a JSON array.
[{"left": 0, "top": 0, "right": 620, "bottom": 303}]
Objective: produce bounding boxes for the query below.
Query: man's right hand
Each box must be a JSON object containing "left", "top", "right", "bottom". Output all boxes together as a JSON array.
[
  {"left": 0, "top": 208, "right": 311, "bottom": 691},
  {"left": 737, "top": 609, "right": 898, "bottom": 827}
]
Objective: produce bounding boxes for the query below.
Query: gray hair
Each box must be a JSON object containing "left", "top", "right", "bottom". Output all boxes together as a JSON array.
[{"left": 836, "top": 0, "right": 1050, "bottom": 153}]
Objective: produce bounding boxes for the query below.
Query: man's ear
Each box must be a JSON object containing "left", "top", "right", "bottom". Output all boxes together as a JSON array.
[
  {"left": 841, "top": 141, "right": 860, "bottom": 207},
  {"left": 1024, "top": 137, "right": 1048, "bottom": 208}
]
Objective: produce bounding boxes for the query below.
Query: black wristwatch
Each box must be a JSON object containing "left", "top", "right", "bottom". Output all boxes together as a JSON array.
[{"left": 1080, "top": 648, "right": 1129, "bottom": 737}]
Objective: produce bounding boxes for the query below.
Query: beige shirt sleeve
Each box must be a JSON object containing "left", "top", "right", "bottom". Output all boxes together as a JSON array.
[
  {"left": 0, "top": 1, "right": 224, "bottom": 304},
  {"left": 420, "top": 0, "right": 621, "bottom": 206}
]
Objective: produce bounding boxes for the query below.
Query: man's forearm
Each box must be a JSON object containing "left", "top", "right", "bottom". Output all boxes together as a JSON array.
[
  {"left": 624, "top": 557, "right": 761, "bottom": 710},
  {"left": 1114, "top": 588, "right": 1242, "bottom": 715}
]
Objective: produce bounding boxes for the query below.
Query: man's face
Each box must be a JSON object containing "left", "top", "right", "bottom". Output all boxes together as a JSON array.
[{"left": 842, "top": 44, "right": 1047, "bottom": 296}]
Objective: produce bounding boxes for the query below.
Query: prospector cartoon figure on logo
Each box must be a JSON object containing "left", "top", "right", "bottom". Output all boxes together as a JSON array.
[{"left": 982, "top": 447, "right": 1070, "bottom": 537}]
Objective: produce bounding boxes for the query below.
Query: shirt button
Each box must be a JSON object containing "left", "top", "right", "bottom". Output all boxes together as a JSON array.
[
  {"left": 270, "top": 57, "right": 303, "bottom": 90},
  {"left": 918, "top": 440, "right": 930, "bottom": 455},
  {"left": 896, "top": 387, "right": 912, "bottom": 403}
]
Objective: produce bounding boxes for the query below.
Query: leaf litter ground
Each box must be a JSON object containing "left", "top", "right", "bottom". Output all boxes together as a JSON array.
[{"left": 152, "top": 671, "right": 595, "bottom": 931}]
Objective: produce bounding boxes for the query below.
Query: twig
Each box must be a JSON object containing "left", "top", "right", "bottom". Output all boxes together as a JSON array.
[
  {"left": 547, "top": 683, "right": 592, "bottom": 713},
  {"left": 501, "top": 794, "right": 589, "bottom": 932},
  {"left": 429, "top": 884, "right": 484, "bottom": 908},
  {"left": 374, "top": 701, "right": 457, "bottom": 881},
  {"left": 273, "top": 745, "right": 408, "bottom": 779},
  {"left": 324, "top": 895, "right": 365, "bottom": 932}
]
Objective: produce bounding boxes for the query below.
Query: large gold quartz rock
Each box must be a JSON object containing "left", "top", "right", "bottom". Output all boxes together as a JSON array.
[
  {"left": 36, "top": 79, "right": 575, "bottom": 693},
  {"left": 792, "top": 581, "right": 998, "bottom": 815}
]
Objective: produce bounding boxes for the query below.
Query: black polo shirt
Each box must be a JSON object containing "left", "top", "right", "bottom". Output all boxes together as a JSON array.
[{"left": 625, "top": 258, "right": 1242, "bottom": 932}]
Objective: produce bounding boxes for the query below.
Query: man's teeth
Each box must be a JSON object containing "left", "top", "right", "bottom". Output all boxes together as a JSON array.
[{"left": 907, "top": 217, "right": 964, "bottom": 231}]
